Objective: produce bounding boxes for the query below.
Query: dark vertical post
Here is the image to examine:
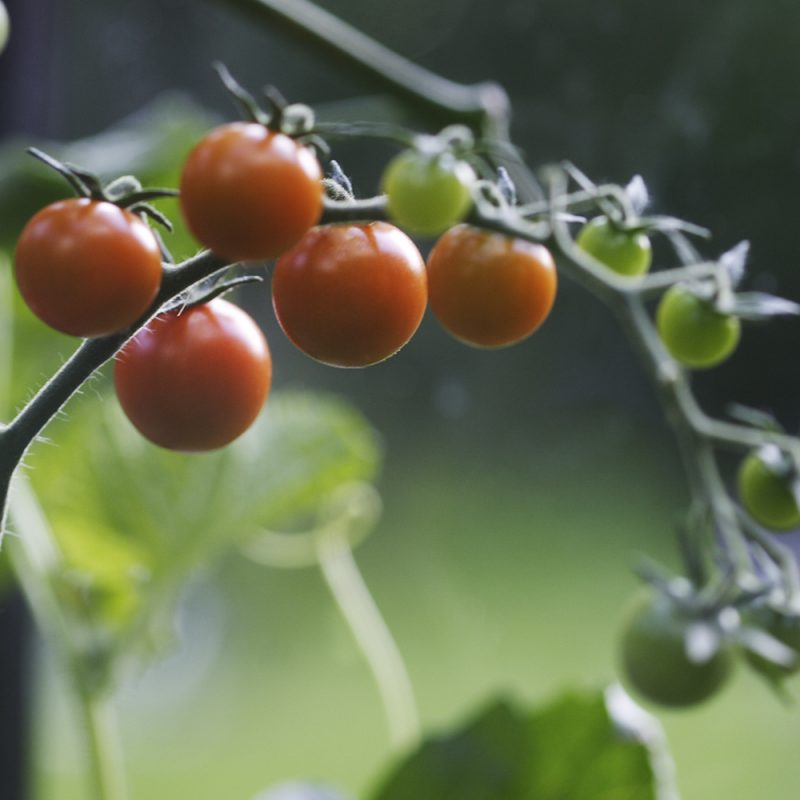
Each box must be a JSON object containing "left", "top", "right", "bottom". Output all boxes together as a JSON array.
[{"left": 0, "top": 0, "right": 59, "bottom": 797}]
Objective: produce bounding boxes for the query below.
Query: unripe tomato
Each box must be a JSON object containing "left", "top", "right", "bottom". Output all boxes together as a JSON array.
[
  {"left": 426, "top": 224, "right": 557, "bottom": 348},
  {"left": 179, "top": 122, "right": 323, "bottom": 262},
  {"left": 14, "top": 198, "right": 162, "bottom": 338},
  {"left": 272, "top": 222, "right": 427, "bottom": 368},
  {"left": 738, "top": 451, "right": 800, "bottom": 531},
  {"left": 575, "top": 217, "right": 652, "bottom": 277},
  {"left": 381, "top": 149, "right": 474, "bottom": 236},
  {"left": 114, "top": 299, "right": 271, "bottom": 452},
  {"left": 655, "top": 284, "right": 740, "bottom": 369},
  {"left": 619, "top": 592, "right": 733, "bottom": 708}
]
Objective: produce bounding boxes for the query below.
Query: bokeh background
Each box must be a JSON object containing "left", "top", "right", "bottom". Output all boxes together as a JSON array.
[{"left": 2, "top": 0, "right": 800, "bottom": 797}]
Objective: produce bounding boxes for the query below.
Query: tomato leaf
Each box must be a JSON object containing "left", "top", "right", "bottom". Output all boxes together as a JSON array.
[{"left": 370, "top": 690, "right": 672, "bottom": 800}]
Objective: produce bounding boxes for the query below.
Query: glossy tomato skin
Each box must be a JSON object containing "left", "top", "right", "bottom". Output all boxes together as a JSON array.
[
  {"left": 381, "top": 150, "right": 474, "bottom": 236},
  {"left": 426, "top": 224, "right": 557, "bottom": 348},
  {"left": 272, "top": 222, "right": 427, "bottom": 368},
  {"left": 114, "top": 299, "right": 271, "bottom": 452},
  {"left": 576, "top": 217, "right": 652, "bottom": 277},
  {"left": 619, "top": 592, "right": 733, "bottom": 708},
  {"left": 656, "top": 285, "right": 740, "bottom": 369},
  {"left": 14, "top": 198, "right": 162, "bottom": 338},
  {"left": 738, "top": 451, "right": 800, "bottom": 531},
  {"left": 179, "top": 122, "right": 323, "bottom": 262}
]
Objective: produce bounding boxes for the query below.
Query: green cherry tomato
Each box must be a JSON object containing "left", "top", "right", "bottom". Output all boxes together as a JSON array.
[
  {"left": 619, "top": 592, "right": 733, "bottom": 708},
  {"left": 656, "top": 285, "right": 741, "bottom": 369},
  {"left": 0, "top": 2, "right": 8, "bottom": 56},
  {"left": 576, "top": 217, "right": 652, "bottom": 277},
  {"left": 738, "top": 451, "right": 800, "bottom": 531},
  {"left": 381, "top": 149, "right": 474, "bottom": 236}
]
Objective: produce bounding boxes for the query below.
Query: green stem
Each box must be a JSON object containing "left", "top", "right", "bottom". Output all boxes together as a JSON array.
[
  {"left": 7, "top": 477, "right": 128, "bottom": 800},
  {"left": 212, "top": 0, "right": 509, "bottom": 137},
  {"left": 316, "top": 530, "right": 420, "bottom": 752},
  {"left": 77, "top": 688, "right": 128, "bottom": 800}
]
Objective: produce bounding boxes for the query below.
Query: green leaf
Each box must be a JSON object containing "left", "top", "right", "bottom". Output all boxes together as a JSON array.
[
  {"left": 371, "top": 699, "right": 530, "bottom": 800},
  {"left": 527, "top": 690, "right": 661, "bottom": 800},
  {"left": 371, "top": 690, "right": 673, "bottom": 800},
  {"left": 26, "top": 389, "right": 381, "bottom": 659}
]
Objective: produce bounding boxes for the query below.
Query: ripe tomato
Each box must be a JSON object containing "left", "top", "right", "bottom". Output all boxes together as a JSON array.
[
  {"left": 655, "top": 284, "right": 740, "bottom": 369},
  {"left": 114, "top": 299, "right": 271, "bottom": 451},
  {"left": 381, "top": 149, "right": 474, "bottom": 236},
  {"left": 425, "top": 224, "right": 557, "bottom": 348},
  {"left": 575, "top": 217, "right": 652, "bottom": 277},
  {"left": 272, "top": 222, "right": 427, "bottom": 367},
  {"left": 179, "top": 122, "right": 323, "bottom": 262},
  {"left": 619, "top": 592, "right": 733, "bottom": 708},
  {"left": 14, "top": 198, "right": 162, "bottom": 338},
  {"left": 738, "top": 450, "right": 800, "bottom": 531}
]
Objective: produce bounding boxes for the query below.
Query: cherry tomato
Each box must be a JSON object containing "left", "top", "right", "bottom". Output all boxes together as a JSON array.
[
  {"left": 114, "top": 299, "right": 271, "bottom": 452},
  {"left": 738, "top": 450, "right": 800, "bottom": 531},
  {"left": 381, "top": 149, "right": 474, "bottom": 236},
  {"left": 656, "top": 284, "right": 740, "bottom": 369},
  {"left": 619, "top": 592, "right": 733, "bottom": 708},
  {"left": 14, "top": 198, "right": 162, "bottom": 338},
  {"left": 179, "top": 122, "right": 323, "bottom": 262},
  {"left": 272, "top": 222, "right": 427, "bottom": 367},
  {"left": 425, "top": 224, "right": 557, "bottom": 348},
  {"left": 576, "top": 217, "right": 652, "bottom": 277}
]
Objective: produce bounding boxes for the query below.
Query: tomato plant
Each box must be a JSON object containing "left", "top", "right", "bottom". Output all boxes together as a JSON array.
[
  {"left": 114, "top": 298, "right": 272, "bottom": 451},
  {"left": 425, "top": 224, "right": 557, "bottom": 348},
  {"left": 575, "top": 216, "right": 652, "bottom": 277},
  {"left": 619, "top": 592, "right": 733, "bottom": 708},
  {"left": 743, "top": 607, "right": 800, "bottom": 681},
  {"left": 738, "top": 449, "right": 800, "bottom": 531},
  {"left": 272, "top": 222, "right": 427, "bottom": 367},
  {"left": 655, "top": 284, "right": 741, "bottom": 368},
  {"left": 179, "top": 121, "right": 323, "bottom": 261},
  {"left": 381, "top": 149, "right": 474, "bottom": 236},
  {"left": 13, "top": 198, "right": 163, "bottom": 338}
]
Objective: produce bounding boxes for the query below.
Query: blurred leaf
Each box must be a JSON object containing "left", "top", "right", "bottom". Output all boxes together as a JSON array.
[
  {"left": 527, "top": 691, "right": 660, "bottom": 800},
  {"left": 371, "top": 691, "right": 670, "bottom": 800},
  {"left": 371, "top": 699, "right": 530, "bottom": 800},
  {"left": 726, "top": 404, "right": 783, "bottom": 433},
  {"left": 26, "top": 389, "right": 381, "bottom": 658}
]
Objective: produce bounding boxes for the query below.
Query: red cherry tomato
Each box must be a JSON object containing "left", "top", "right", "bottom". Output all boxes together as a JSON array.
[
  {"left": 272, "top": 222, "right": 427, "bottom": 367},
  {"left": 114, "top": 299, "right": 272, "bottom": 452},
  {"left": 14, "top": 198, "right": 162, "bottom": 338},
  {"left": 179, "top": 122, "right": 323, "bottom": 262},
  {"left": 426, "top": 224, "right": 557, "bottom": 348}
]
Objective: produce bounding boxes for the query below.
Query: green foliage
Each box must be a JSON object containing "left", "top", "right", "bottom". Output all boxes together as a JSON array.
[
  {"left": 371, "top": 691, "right": 669, "bottom": 800},
  {"left": 15, "top": 389, "right": 381, "bottom": 685}
]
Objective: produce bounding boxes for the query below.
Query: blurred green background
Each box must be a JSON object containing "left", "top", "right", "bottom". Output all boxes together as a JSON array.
[{"left": 3, "top": 0, "right": 800, "bottom": 797}]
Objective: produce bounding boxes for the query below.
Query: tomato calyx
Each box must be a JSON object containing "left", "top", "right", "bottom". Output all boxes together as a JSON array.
[
  {"left": 27, "top": 147, "right": 177, "bottom": 241},
  {"left": 212, "top": 62, "right": 326, "bottom": 156}
]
